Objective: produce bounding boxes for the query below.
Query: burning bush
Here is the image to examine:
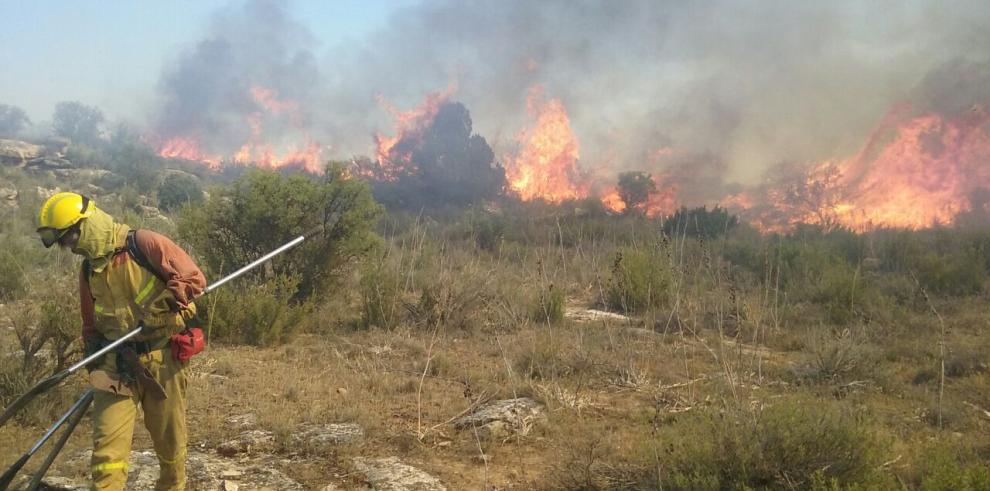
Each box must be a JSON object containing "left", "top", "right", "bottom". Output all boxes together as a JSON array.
[{"left": 371, "top": 102, "right": 506, "bottom": 210}]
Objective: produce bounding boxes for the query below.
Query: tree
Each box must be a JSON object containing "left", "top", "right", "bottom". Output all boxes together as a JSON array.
[
  {"left": 52, "top": 101, "right": 104, "bottom": 145},
  {"left": 0, "top": 104, "right": 30, "bottom": 138},
  {"left": 617, "top": 171, "right": 656, "bottom": 214},
  {"left": 373, "top": 102, "right": 506, "bottom": 209},
  {"left": 178, "top": 163, "right": 383, "bottom": 298}
]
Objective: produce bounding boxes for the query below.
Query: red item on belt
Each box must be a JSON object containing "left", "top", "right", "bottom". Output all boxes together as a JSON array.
[{"left": 170, "top": 327, "right": 205, "bottom": 362}]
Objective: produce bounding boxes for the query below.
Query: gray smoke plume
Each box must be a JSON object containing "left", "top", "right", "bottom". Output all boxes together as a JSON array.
[
  {"left": 154, "top": 0, "right": 320, "bottom": 154},
  {"left": 154, "top": 0, "right": 990, "bottom": 190}
]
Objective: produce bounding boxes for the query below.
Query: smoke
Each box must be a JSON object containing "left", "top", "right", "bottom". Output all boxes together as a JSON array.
[
  {"left": 154, "top": 0, "right": 990, "bottom": 186},
  {"left": 154, "top": 0, "right": 320, "bottom": 154}
]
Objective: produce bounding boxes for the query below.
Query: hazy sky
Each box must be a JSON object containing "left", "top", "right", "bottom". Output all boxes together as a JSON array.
[{"left": 0, "top": 1, "right": 406, "bottom": 121}]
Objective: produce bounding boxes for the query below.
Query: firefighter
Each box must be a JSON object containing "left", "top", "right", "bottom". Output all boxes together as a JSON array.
[{"left": 36, "top": 192, "right": 206, "bottom": 491}]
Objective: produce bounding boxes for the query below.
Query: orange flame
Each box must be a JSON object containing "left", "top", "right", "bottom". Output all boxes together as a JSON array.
[
  {"left": 155, "top": 137, "right": 221, "bottom": 167},
  {"left": 506, "top": 86, "right": 588, "bottom": 203},
  {"left": 601, "top": 187, "right": 626, "bottom": 213},
  {"left": 155, "top": 85, "right": 322, "bottom": 173},
  {"left": 744, "top": 104, "right": 990, "bottom": 232}
]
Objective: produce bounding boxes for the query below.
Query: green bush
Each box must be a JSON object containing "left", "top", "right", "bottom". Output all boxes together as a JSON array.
[
  {"left": 916, "top": 440, "right": 990, "bottom": 491},
  {"left": 207, "top": 274, "right": 309, "bottom": 346},
  {"left": 651, "top": 397, "right": 892, "bottom": 489},
  {"left": 179, "top": 163, "right": 383, "bottom": 299},
  {"left": 158, "top": 172, "right": 204, "bottom": 212},
  {"left": 916, "top": 250, "right": 985, "bottom": 296},
  {"left": 662, "top": 205, "right": 738, "bottom": 239},
  {"left": 607, "top": 246, "right": 673, "bottom": 313}
]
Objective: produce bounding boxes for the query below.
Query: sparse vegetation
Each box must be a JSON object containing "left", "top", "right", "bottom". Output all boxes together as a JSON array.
[{"left": 3, "top": 158, "right": 990, "bottom": 490}]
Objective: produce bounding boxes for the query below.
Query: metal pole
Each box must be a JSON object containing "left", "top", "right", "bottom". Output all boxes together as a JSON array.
[
  {"left": 0, "top": 390, "right": 94, "bottom": 490},
  {"left": 26, "top": 391, "right": 94, "bottom": 491}
]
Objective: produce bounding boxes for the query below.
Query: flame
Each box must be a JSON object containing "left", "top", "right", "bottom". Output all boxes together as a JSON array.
[
  {"left": 743, "top": 104, "right": 990, "bottom": 232},
  {"left": 506, "top": 86, "right": 588, "bottom": 203},
  {"left": 601, "top": 187, "right": 626, "bottom": 214},
  {"left": 155, "top": 137, "right": 220, "bottom": 167},
  {"left": 154, "top": 85, "right": 322, "bottom": 173},
  {"left": 372, "top": 86, "right": 456, "bottom": 181}
]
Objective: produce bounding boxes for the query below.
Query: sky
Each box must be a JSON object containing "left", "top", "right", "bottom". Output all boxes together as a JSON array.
[{"left": 0, "top": 1, "right": 406, "bottom": 121}]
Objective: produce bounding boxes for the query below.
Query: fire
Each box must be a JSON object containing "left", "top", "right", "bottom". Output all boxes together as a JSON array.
[
  {"left": 372, "top": 86, "right": 456, "bottom": 181},
  {"left": 506, "top": 86, "right": 589, "bottom": 203},
  {"left": 154, "top": 137, "right": 220, "bottom": 167},
  {"left": 154, "top": 85, "right": 322, "bottom": 173},
  {"left": 601, "top": 187, "right": 626, "bottom": 213},
  {"left": 742, "top": 104, "right": 990, "bottom": 232},
  {"left": 829, "top": 107, "right": 990, "bottom": 230}
]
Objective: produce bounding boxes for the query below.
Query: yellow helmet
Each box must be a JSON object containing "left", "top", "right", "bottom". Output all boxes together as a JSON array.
[{"left": 36, "top": 192, "right": 94, "bottom": 248}]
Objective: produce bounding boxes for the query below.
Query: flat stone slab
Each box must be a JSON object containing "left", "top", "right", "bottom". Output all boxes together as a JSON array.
[
  {"left": 352, "top": 457, "right": 445, "bottom": 491},
  {"left": 453, "top": 397, "right": 545, "bottom": 438},
  {"left": 36, "top": 450, "right": 304, "bottom": 491},
  {"left": 291, "top": 423, "right": 364, "bottom": 450},
  {"left": 565, "top": 307, "right": 634, "bottom": 323}
]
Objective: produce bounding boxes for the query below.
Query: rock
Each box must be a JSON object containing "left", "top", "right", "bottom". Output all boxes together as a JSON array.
[
  {"left": 217, "top": 429, "right": 275, "bottom": 456},
  {"left": 352, "top": 457, "right": 446, "bottom": 491},
  {"left": 0, "top": 187, "right": 18, "bottom": 202},
  {"left": 32, "top": 476, "right": 88, "bottom": 490},
  {"left": 41, "top": 449, "right": 304, "bottom": 491},
  {"left": 138, "top": 205, "right": 164, "bottom": 219},
  {"left": 225, "top": 413, "right": 258, "bottom": 429},
  {"left": 291, "top": 423, "right": 364, "bottom": 451},
  {"left": 453, "top": 398, "right": 545, "bottom": 439},
  {"left": 565, "top": 307, "right": 634, "bottom": 324},
  {"left": 36, "top": 186, "right": 61, "bottom": 200},
  {"left": 25, "top": 157, "right": 73, "bottom": 171},
  {"left": 336, "top": 387, "right": 348, "bottom": 396},
  {"left": 52, "top": 167, "right": 109, "bottom": 181},
  {"left": 0, "top": 139, "right": 44, "bottom": 166}
]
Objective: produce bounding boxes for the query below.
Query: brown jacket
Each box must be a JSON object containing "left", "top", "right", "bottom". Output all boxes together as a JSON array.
[{"left": 80, "top": 230, "right": 206, "bottom": 340}]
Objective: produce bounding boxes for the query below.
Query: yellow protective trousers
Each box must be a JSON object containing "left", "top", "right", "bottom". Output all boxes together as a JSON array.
[{"left": 90, "top": 348, "right": 188, "bottom": 491}]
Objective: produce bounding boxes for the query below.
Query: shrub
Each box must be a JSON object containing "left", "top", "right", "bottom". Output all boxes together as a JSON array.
[
  {"left": 179, "top": 163, "right": 383, "bottom": 299},
  {"left": 662, "top": 205, "right": 739, "bottom": 239},
  {"left": 607, "top": 246, "right": 673, "bottom": 313},
  {"left": 207, "top": 274, "right": 309, "bottom": 346},
  {"left": 915, "top": 250, "right": 985, "bottom": 296},
  {"left": 915, "top": 440, "right": 990, "bottom": 491},
  {"left": 651, "top": 396, "right": 891, "bottom": 489},
  {"left": 157, "top": 172, "right": 204, "bottom": 212}
]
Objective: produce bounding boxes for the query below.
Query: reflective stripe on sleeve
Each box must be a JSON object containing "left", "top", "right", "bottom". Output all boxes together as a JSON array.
[{"left": 134, "top": 277, "right": 157, "bottom": 305}]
